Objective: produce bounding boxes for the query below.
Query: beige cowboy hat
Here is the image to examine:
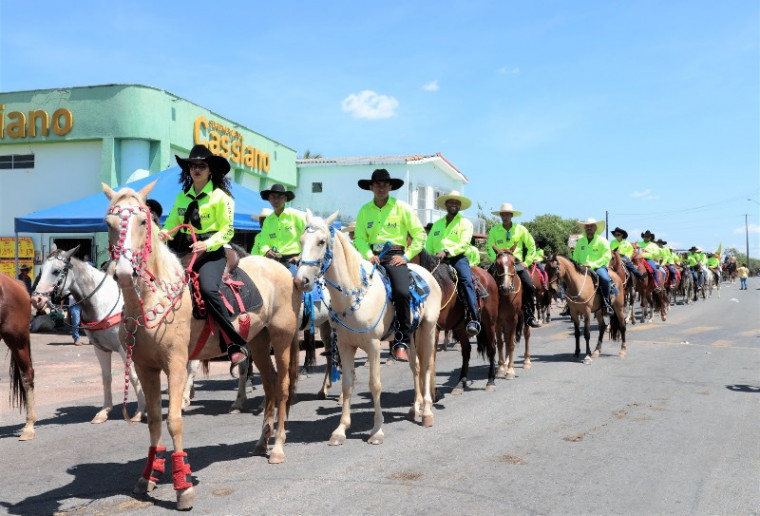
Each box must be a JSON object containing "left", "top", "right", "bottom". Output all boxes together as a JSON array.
[
  {"left": 491, "top": 203, "right": 522, "bottom": 216},
  {"left": 577, "top": 217, "right": 605, "bottom": 234},
  {"left": 251, "top": 207, "right": 273, "bottom": 221},
  {"left": 436, "top": 190, "right": 472, "bottom": 210},
  {"left": 341, "top": 221, "right": 356, "bottom": 233}
]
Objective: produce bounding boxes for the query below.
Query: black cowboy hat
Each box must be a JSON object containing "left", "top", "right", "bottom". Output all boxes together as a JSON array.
[
  {"left": 260, "top": 183, "right": 295, "bottom": 201},
  {"left": 175, "top": 144, "right": 231, "bottom": 176},
  {"left": 358, "top": 168, "right": 404, "bottom": 191},
  {"left": 611, "top": 227, "right": 628, "bottom": 239},
  {"left": 641, "top": 230, "right": 655, "bottom": 240},
  {"left": 20, "top": 264, "right": 31, "bottom": 271},
  {"left": 688, "top": 246, "right": 701, "bottom": 252},
  {"left": 655, "top": 238, "right": 667, "bottom": 245}
]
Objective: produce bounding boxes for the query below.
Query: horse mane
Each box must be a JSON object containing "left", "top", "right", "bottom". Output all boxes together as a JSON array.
[{"left": 332, "top": 228, "right": 362, "bottom": 286}]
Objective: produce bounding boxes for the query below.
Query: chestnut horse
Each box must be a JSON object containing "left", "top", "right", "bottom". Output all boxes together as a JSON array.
[
  {"left": 529, "top": 263, "right": 551, "bottom": 324},
  {"left": 418, "top": 251, "right": 499, "bottom": 394},
  {"left": 631, "top": 253, "right": 668, "bottom": 323},
  {"left": 608, "top": 250, "right": 638, "bottom": 324},
  {"left": 0, "top": 273, "right": 36, "bottom": 441},
  {"left": 491, "top": 252, "right": 530, "bottom": 380},
  {"left": 104, "top": 182, "right": 301, "bottom": 510},
  {"left": 545, "top": 254, "right": 626, "bottom": 363}
]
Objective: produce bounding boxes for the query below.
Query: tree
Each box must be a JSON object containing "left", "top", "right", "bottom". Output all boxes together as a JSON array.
[
  {"left": 299, "top": 149, "right": 322, "bottom": 159},
  {"left": 524, "top": 214, "right": 580, "bottom": 256}
]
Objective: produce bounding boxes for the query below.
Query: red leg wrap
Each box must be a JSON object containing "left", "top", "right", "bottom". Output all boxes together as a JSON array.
[
  {"left": 141, "top": 446, "right": 166, "bottom": 483},
  {"left": 172, "top": 451, "right": 193, "bottom": 490}
]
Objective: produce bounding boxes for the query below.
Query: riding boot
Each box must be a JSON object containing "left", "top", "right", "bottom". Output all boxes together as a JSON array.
[
  {"left": 465, "top": 305, "right": 481, "bottom": 338},
  {"left": 523, "top": 299, "right": 541, "bottom": 328}
]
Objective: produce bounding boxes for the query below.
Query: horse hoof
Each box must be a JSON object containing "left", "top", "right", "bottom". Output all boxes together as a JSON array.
[
  {"left": 134, "top": 476, "right": 155, "bottom": 494},
  {"left": 253, "top": 443, "right": 268, "bottom": 456},
  {"left": 91, "top": 412, "right": 109, "bottom": 424},
  {"left": 485, "top": 383, "right": 497, "bottom": 392},
  {"left": 451, "top": 386, "right": 464, "bottom": 396},
  {"left": 422, "top": 415, "right": 435, "bottom": 427},
  {"left": 181, "top": 398, "right": 191, "bottom": 410},
  {"left": 407, "top": 408, "right": 418, "bottom": 421},
  {"left": 252, "top": 406, "right": 264, "bottom": 416},
  {"left": 523, "top": 362, "right": 532, "bottom": 370},
  {"left": 176, "top": 486, "right": 196, "bottom": 511},
  {"left": 619, "top": 349, "right": 627, "bottom": 358},
  {"left": 130, "top": 412, "right": 144, "bottom": 423},
  {"left": 506, "top": 372, "right": 515, "bottom": 380},
  {"left": 18, "top": 429, "right": 35, "bottom": 441},
  {"left": 229, "top": 408, "right": 242, "bottom": 414},
  {"left": 367, "top": 433, "right": 384, "bottom": 445},
  {"left": 268, "top": 451, "right": 286, "bottom": 464},
  {"left": 328, "top": 434, "right": 345, "bottom": 446},
  {"left": 583, "top": 356, "right": 592, "bottom": 365},
  {"left": 591, "top": 350, "right": 600, "bottom": 359},
  {"left": 316, "top": 391, "right": 327, "bottom": 400}
]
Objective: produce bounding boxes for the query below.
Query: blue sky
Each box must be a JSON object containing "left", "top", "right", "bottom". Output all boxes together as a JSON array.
[{"left": 1, "top": 1, "right": 758, "bottom": 257}]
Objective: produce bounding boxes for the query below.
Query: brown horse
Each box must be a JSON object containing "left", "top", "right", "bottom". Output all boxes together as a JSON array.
[
  {"left": 545, "top": 254, "right": 626, "bottom": 363},
  {"left": 491, "top": 252, "right": 530, "bottom": 380},
  {"left": 0, "top": 273, "right": 36, "bottom": 441},
  {"left": 416, "top": 251, "right": 500, "bottom": 393},
  {"left": 608, "top": 250, "right": 639, "bottom": 324},
  {"left": 529, "top": 262, "right": 551, "bottom": 324},
  {"left": 103, "top": 183, "right": 301, "bottom": 510},
  {"left": 631, "top": 254, "right": 668, "bottom": 323}
]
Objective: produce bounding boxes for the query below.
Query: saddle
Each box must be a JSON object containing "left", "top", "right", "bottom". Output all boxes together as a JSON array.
[
  {"left": 376, "top": 265, "right": 433, "bottom": 341},
  {"left": 441, "top": 262, "right": 488, "bottom": 300},
  {"left": 190, "top": 266, "right": 263, "bottom": 320}
]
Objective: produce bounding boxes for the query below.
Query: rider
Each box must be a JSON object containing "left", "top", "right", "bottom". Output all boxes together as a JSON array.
[
  {"left": 159, "top": 144, "right": 248, "bottom": 370},
  {"left": 687, "top": 246, "right": 705, "bottom": 290},
  {"left": 252, "top": 184, "right": 305, "bottom": 276},
  {"left": 609, "top": 227, "right": 644, "bottom": 280},
  {"left": 572, "top": 217, "right": 613, "bottom": 312},
  {"left": 425, "top": 190, "right": 481, "bottom": 338},
  {"left": 249, "top": 208, "right": 273, "bottom": 256},
  {"left": 354, "top": 168, "right": 427, "bottom": 361},
  {"left": 637, "top": 230, "right": 662, "bottom": 289},
  {"left": 486, "top": 203, "right": 541, "bottom": 328},
  {"left": 655, "top": 239, "right": 678, "bottom": 288},
  {"left": 706, "top": 252, "right": 721, "bottom": 283}
]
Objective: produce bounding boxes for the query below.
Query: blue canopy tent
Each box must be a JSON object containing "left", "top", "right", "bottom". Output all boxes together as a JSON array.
[{"left": 14, "top": 166, "right": 267, "bottom": 233}]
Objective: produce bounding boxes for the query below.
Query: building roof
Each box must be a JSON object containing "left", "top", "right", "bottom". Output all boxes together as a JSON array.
[{"left": 297, "top": 153, "right": 468, "bottom": 183}]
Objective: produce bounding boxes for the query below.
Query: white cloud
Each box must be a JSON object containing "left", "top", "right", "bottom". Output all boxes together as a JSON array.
[
  {"left": 423, "top": 80, "right": 439, "bottom": 92},
  {"left": 734, "top": 223, "right": 760, "bottom": 235},
  {"left": 341, "top": 90, "right": 399, "bottom": 120},
  {"left": 630, "top": 189, "right": 660, "bottom": 201},
  {"left": 499, "top": 66, "right": 520, "bottom": 75}
]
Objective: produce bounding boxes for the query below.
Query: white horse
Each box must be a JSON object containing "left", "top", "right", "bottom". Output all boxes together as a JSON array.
[
  {"left": 295, "top": 211, "right": 442, "bottom": 445},
  {"left": 701, "top": 264, "right": 720, "bottom": 299}
]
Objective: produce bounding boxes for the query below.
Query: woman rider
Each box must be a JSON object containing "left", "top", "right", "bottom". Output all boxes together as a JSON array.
[{"left": 158, "top": 144, "right": 248, "bottom": 372}]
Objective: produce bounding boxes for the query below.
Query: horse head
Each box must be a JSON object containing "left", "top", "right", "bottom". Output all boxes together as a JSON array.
[
  {"left": 544, "top": 253, "right": 563, "bottom": 298},
  {"left": 31, "top": 245, "right": 80, "bottom": 309},
  {"left": 492, "top": 251, "right": 518, "bottom": 295},
  {"left": 295, "top": 209, "right": 339, "bottom": 292}
]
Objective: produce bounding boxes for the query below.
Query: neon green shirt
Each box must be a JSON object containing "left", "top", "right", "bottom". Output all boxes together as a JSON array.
[
  {"left": 252, "top": 208, "right": 306, "bottom": 257},
  {"left": 486, "top": 223, "right": 536, "bottom": 263},
  {"left": 163, "top": 182, "right": 234, "bottom": 252},
  {"left": 572, "top": 234, "right": 611, "bottom": 269},
  {"left": 465, "top": 245, "right": 480, "bottom": 266},
  {"left": 354, "top": 197, "right": 426, "bottom": 261},
  {"left": 425, "top": 213, "right": 473, "bottom": 258},
  {"left": 707, "top": 256, "right": 719, "bottom": 268},
  {"left": 637, "top": 240, "right": 661, "bottom": 261},
  {"left": 686, "top": 252, "right": 698, "bottom": 267},
  {"left": 534, "top": 248, "right": 545, "bottom": 262},
  {"left": 610, "top": 238, "right": 634, "bottom": 258}
]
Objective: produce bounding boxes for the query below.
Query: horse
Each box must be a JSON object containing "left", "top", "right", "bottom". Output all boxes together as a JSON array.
[
  {"left": 490, "top": 252, "right": 531, "bottom": 380},
  {"left": 544, "top": 254, "right": 626, "bottom": 363},
  {"left": 416, "top": 249, "right": 499, "bottom": 393},
  {"left": 702, "top": 264, "right": 720, "bottom": 299},
  {"left": 294, "top": 211, "right": 442, "bottom": 444},
  {"left": 631, "top": 254, "right": 668, "bottom": 323},
  {"left": 0, "top": 273, "right": 36, "bottom": 441},
  {"left": 608, "top": 250, "right": 638, "bottom": 324},
  {"left": 103, "top": 182, "right": 301, "bottom": 510},
  {"left": 529, "top": 262, "right": 551, "bottom": 324},
  {"left": 674, "top": 263, "right": 694, "bottom": 305}
]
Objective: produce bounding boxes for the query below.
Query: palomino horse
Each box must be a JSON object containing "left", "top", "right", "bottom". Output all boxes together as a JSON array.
[
  {"left": 295, "top": 211, "right": 442, "bottom": 444},
  {"left": 416, "top": 250, "right": 499, "bottom": 393},
  {"left": 103, "top": 183, "right": 301, "bottom": 511},
  {"left": 544, "top": 254, "right": 626, "bottom": 363},
  {"left": 0, "top": 273, "right": 36, "bottom": 440},
  {"left": 491, "top": 252, "right": 531, "bottom": 380},
  {"left": 529, "top": 262, "right": 551, "bottom": 324}
]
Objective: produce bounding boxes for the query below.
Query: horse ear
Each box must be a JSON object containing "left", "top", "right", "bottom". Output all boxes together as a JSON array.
[
  {"left": 63, "top": 245, "right": 80, "bottom": 261},
  {"left": 50, "top": 243, "right": 58, "bottom": 253},
  {"left": 138, "top": 180, "right": 157, "bottom": 201},
  {"left": 102, "top": 183, "right": 116, "bottom": 200},
  {"left": 305, "top": 209, "right": 313, "bottom": 225},
  {"left": 325, "top": 211, "right": 339, "bottom": 226}
]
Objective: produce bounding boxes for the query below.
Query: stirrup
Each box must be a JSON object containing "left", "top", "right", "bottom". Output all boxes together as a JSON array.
[
  {"left": 391, "top": 342, "right": 409, "bottom": 361},
  {"left": 466, "top": 320, "right": 481, "bottom": 338},
  {"left": 228, "top": 345, "right": 249, "bottom": 377}
]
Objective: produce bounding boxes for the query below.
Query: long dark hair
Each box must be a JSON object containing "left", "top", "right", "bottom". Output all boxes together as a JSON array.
[{"left": 179, "top": 169, "right": 234, "bottom": 198}]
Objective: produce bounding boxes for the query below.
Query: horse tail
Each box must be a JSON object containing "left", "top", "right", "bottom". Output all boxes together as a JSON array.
[
  {"left": 609, "top": 310, "right": 621, "bottom": 341},
  {"left": 200, "top": 360, "right": 211, "bottom": 377},
  {"left": 8, "top": 352, "right": 28, "bottom": 411},
  {"left": 476, "top": 324, "right": 488, "bottom": 360}
]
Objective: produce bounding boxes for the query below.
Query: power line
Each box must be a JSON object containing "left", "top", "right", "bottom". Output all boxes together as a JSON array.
[{"left": 611, "top": 195, "right": 750, "bottom": 217}]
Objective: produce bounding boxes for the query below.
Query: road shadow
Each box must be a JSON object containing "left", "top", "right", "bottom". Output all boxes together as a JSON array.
[{"left": 726, "top": 384, "right": 760, "bottom": 393}]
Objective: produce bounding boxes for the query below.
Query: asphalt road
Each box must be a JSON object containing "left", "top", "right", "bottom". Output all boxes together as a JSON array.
[{"left": 1, "top": 279, "right": 758, "bottom": 515}]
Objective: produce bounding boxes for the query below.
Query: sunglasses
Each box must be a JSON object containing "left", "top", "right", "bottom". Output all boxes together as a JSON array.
[{"left": 189, "top": 162, "right": 208, "bottom": 170}]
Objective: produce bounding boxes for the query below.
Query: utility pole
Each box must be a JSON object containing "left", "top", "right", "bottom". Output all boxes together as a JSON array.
[{"left": 745, "top": 213, "right": 750, "bottom": 265}]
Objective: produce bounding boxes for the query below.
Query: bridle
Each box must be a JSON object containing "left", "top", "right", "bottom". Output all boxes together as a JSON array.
[{"left": 493, "top": 251, "right": 520, "bottom": 294}]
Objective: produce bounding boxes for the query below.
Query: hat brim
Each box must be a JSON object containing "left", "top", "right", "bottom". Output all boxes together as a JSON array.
[
  {"left": 358, "top": 178, "right": 404, "bottom": 191},
  {"left": 491, "top": 209, "right": 522, "bottom": 216},
  {"left": 578, "top": 220, "right": 606, "bottom": 234},
  {"left": 260, "top": 189, "right": 295, "bottom": 201},
  {"left": 175, "top": 154, "right": 231, "bottom": 176},
  {"left": 436, "top": 195, "right": 472, "bottom": 210},
  {"left": 611, "top": 230, "right": 628, "bottom": 239}
]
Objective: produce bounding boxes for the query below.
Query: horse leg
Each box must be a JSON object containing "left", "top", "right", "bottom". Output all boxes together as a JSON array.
[
  {"left": 266, "top": 327, "right": 299, "bottom": 465},
  {"left": 572, "top": 315, "right": 582, "bottom": 362},
  {"left": 132, "top": 364, "right": 165, "bottom": 495},
  {"left": 592, "top": 312, "right": 607, "bottom": 359},
  {"left": 496, "top": 321, "right": 507, "bottom": 378},
  {"left": 523, "top": 323, "right": 532, "bottom": 370},
  {"left": 182, "top": 360, "right": 199, "bottom": 411},
  {"left": 365, "top": 342, "right": 385, "bottom": 444},
  {"left": 451, "top": 330, "right": 471, "bottom": 395},
  {"left": 301, "top": 328, "right": 316, "bottom": 378},
  {"left": 583, "top": 315, "right": 593, "bottom": 364},
  {"left": 91, "top": 346, "right": 114, "bottom": 424},
  {"left": 329, "top": 342, "right": 358, "bottom": 446},
  {"left": 8, "top": 339, "right": 36, "bottom": 441},
  {"left": 229, "top": 359, "right": 250, "bottom": 414},
  {"left": 164, "top": 358, "right": 195, "bottom": 510},
  {"left": 505, "top": 321, "right": 517, "bottom": 380},
  {"left": 251, "top": 332, "right": 276, "bottom": 456},
  {"left": 407, "top": 334, "right": 422, "bottom": 421}
]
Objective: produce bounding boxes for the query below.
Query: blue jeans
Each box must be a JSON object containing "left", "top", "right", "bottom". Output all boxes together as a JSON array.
[
  {"left": 645, "top": 259, "right": 660, "bottom": 286},
  {"left": 740, "top": 277, "right": 747, "bottom": 289},
  {"left": 594, "top": 266, "right": 611, "bottom": 304},
  {"left": 622, "top": 255, "right": 642, "bottom": 277},
  {"left": 447, "top": 254, "right": 478, "bottom": 320},
  {"left": 665, "top": 264, "right": 677, "bottom": 285},
  {"left": 70, "top": 302, "right": 81, "bottom": 342}
]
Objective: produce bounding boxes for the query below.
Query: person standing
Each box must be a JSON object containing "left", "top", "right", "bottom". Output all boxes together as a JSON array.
[
  {"left": 158, "top": 144, "right": 247, "bottom": 372},
  {"left": 737, "top": 263, "right": 749, "bottom": 290},
  {"left": 572, "top": 217, "right": 613, "bottom": 312},
  {"left": 486, "top": 203, "right": 541, "bottom": 328},
  {"left": 251, "top": 184, "right": 305, "bottom": 275},
  {"left": 354, "top": 169, "right": 427, "bottom": 361},
  {"left": 17, "top": 264, "right": 33, "bottom": 295},
  {"left": 425, "top": 190, "right": 480, "bottom": 337}
]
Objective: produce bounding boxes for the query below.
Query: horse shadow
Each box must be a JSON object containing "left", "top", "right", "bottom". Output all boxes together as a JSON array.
[
  {"left": 0, "top": 441, "right": 256, "bottom": 515},
  {"left": 726, "top": 384, "right": 760, "bottom": 393}
]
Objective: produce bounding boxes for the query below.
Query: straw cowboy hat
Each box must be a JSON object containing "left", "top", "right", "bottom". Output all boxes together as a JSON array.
[
  {"left": 491, "top": 203, "right": 522, "bottom": 216},
  {"left": 641, "top": 230, "right": 655, "bottom": 240},
  {"left": 436, "top": 190, "right": 472, "bottom": 210},
  {"left": 260, "top": 183, "right": 295, "bottom": 201},
  {"left": 341, "top": 221, "right": 356, "bottom": 233},
  {"left": 611, "top": 227, "right": 628, "bottom": 239},
  {"left": 252, "top": 207, "right": 273, "bottom": 221},
  {"left": 175, "top": 144, "right": 231, "bottom": 176},
  {"left": 578, "top": 217, "right": 605, "bottom": 234},
  {"left": 358, "top": 168, "right": 404, "bottom": 191}
]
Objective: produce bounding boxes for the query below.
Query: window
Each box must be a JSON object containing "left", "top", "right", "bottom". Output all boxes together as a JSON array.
[
  {"left": 312, "top": 182, "right": 322, "bottom": 193},
  {"left": 417, "top": 184, "right": 427, "bottom": 209},
  {"left": 0, "top": 154, "right": 35, "bottom": 169}
]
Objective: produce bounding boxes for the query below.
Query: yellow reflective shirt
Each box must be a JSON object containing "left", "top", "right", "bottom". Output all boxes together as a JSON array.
[
  {"left": 252, "top": 208, "right": 306, "bottom": 256},
  {"left": 354, "top": 197, "right": 426, "bottom": 261},
  {"left": 425, "top": 213, "right": 473, "bottom": 257},
  {"left": 162, "top": 182, "right": 234, "bottom": 252}
]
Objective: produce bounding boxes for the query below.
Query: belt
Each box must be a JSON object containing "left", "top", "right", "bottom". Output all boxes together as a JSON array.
[{"left": 372, "top": 244, "right": 405, "bottom": 255}]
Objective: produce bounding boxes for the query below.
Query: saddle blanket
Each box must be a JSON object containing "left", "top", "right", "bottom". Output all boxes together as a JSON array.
[{"left": 192, "top": 267, "right": 263, "bottom": 319}]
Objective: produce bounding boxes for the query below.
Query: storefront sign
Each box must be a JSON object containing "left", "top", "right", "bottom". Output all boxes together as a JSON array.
[
  {"left": 0, "top": 105, "right": 74, "bottom": 138},
  {"left": 193, "top": 115, "right": 270, "bottom": 173}
]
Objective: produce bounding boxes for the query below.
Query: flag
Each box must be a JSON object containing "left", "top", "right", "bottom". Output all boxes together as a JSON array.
[{"left": 715, "top": 242, "right": 722, "bottom": 260}]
